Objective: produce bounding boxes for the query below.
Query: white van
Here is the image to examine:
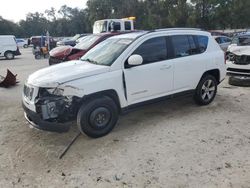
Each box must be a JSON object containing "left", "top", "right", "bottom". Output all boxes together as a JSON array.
[{"left": 0, "top": 35, "right": 21, "bottom": 59}]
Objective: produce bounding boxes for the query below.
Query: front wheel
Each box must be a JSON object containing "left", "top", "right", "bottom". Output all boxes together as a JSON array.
[
  {"left": 35, "top": 54, "right": 41, "bottom": 59},
  {"left": 194, "top": 75, "right": 217, "bottom": 105},
  {"left": 77, "top": 96, "right": 119, "bottom": 138}
]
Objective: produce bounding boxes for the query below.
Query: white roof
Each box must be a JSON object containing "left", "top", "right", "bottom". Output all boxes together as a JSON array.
[
  {"left": 0, "top": 35, "right": 15, "bottom": 38},
  {"left": 109, "top": 28, "right": 211, "bottom": 41},
  {"left": 110, "top": 31, "right": 147, "bottom": 39}
]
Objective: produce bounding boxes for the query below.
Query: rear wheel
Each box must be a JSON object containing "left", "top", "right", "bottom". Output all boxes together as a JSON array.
[
  {"left": 23, "top": 44, "right": 28, "bottom": 48},
  {"left": 44, "top": 54, "right": 49, "bottom": 59},
  {"left": 4, "top": 51, "right": 14, "bottom": 60},
  {"left": 77, "top": 96, "right": 119, "bottom": 138},
  {"left": 194, "top": 75, "right": 217, "bottom": 105}
]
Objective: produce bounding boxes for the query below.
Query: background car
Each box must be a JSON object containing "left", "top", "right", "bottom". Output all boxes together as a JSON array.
[
  {"left": 226, "top": 34, "right": 250, "bottom": 86},
  {"left": 16, "top": 38, "right": 28, "bottom": 48},
  {"left": 214, "top": 36, "right": 231, "bottom": 52},
  {"left": 30, "top": 36, "right": 57, "bottom": 49},
  {"left": 56, "top": 34, "right": 88, "bottom": 47},
  {"left": 49, "top": 32, "right": 122, "bottom": 65}
]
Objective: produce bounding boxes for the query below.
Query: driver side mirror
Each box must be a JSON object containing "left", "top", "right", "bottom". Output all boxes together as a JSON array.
[{"left": 128, "top": 54, "right": 143, "bottom": 66}]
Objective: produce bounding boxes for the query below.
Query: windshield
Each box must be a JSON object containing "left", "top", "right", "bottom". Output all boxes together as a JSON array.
[
  {"left": 81, "top": 38, "right": 133, "bottom": 66},
  {"left": 232, "top": 35, "right": 250, "bottom": 46},
  {"left": 74, "top": 35, "right": 101, "bottom": 50},
  {"left": 93, "top": 21, "right": 108, "bottom": 34}
]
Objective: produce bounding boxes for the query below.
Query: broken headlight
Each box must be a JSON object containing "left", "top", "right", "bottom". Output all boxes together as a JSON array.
[
  {"left": 23, "top": 84, "right": 34, "bottom": 100},
  {"left": 39, "top": 87, "right": 64, "bottom": 97}
]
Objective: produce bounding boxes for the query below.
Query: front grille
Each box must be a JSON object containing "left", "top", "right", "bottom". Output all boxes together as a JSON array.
[
  {"left": 234, "top": 55, "right": 250, "bottom": 65},
  {"left": 23, "top": 85, "right": 34, "bottom": 100},
  {"left": 227, "top": 68, "right": 250, "bottom": 74}
]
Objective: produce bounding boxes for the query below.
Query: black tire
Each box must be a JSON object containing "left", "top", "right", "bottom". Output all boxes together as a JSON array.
[
  {"left": 77, "top": 96, "right": 119, "bottom": 138},
  {"left": 23, "top": 44, "right": 28, "bottom": 48},
  {"left": 35, "top": 53, "right": 41, "bottom": 59},
  {"left": 228, "top": 76, "right": 250, "bottom": 87},
  {"left": 35, "top": 54, "right": 41, "bottom": 59},
  {"left": 48, "top": 57, "right": 53, "bottom": 65},
  {"left": 44, "top": 54, "right": 49, "bottom": 59},
  {"left": 4, "top": 51, "right": 14, "bottom": 60},
  {"left": 194, "top": 74, "right": 218, "bottom": 105}
]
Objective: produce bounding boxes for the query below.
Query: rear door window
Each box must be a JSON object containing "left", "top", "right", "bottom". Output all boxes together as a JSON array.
[
  {"left": 132, "top": 37, "right": 168, "bottom": 64},
  {"left": 171, "top": 35, "right": 192, "bottom": 57}
]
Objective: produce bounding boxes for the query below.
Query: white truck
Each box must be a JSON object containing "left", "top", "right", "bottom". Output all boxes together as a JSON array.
[
  {"left": 22, "top": 29, "right": 226, "bottom": 138},
  {"left": 0, "top": 35, "right": 21, "bottom": 59},
  {"left": 93, "top": 17, "right": 135, "bottom": 33}
]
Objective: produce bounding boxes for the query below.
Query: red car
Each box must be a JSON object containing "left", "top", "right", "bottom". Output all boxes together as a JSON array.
[{"left": 49, "top": 32, "right": 122, "bottom": 65}]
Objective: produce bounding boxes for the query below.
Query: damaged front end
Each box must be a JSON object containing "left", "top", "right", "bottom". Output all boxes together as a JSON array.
[
  {"left": 226, "top": 45, "right": 250, "bottom": 76},
  {"left": 226, "top": 52, "right": 250, "bottom": 65},
  {"left": 23, "top": 84, "right": 82, "bottom": 132}
]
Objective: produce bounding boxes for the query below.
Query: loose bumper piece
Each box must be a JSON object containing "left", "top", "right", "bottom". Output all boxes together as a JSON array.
[{"left": 0, "top": 69, "right": 18, "bottom": 88}]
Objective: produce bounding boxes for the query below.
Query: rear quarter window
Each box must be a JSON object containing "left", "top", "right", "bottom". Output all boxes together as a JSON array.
[{"left": 197, "top": 35, "right": 208, "bottom": 53}]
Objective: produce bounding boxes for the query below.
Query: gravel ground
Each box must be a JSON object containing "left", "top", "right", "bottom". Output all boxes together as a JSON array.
[{"left": 0, "top": 48, "right": 249, "bottom": 188}]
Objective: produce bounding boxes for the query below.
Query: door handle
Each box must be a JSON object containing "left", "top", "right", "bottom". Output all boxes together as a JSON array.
[{"left": 160, "top": 65, "right": 171, "bottom": 70}]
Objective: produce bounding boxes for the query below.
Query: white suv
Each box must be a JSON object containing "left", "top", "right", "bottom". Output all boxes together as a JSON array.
[{"left": 22, "top": 29, "right": 226, "bottom": 138}]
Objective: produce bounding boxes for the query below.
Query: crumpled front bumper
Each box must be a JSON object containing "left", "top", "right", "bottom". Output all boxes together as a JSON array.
[
  {"left": 226, "top": 60, "right": 250, "bottom": 76},
  {"left": 22, "top": 102, "right": 71, "bottom": 133}
]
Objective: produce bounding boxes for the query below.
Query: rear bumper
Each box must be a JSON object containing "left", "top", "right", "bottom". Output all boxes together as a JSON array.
[{"left": 22, "top": 102, "right": 71, "bottom": 133}]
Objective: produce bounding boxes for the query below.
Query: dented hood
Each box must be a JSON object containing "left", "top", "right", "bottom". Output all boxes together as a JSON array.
[
  {"left": 228, "top": 45, "right": 250, "bottom": 56},
  {"left": 27, "top": 60, "right": 110, "bottom": 87},
  {"left": 49, "top": 45, "right": 73, "bottom": 58}
]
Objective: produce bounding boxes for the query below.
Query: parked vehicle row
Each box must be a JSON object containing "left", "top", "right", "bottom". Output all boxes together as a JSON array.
[
  {"left": 16, "top": 38, "right": 28, "bottom": 48},
  {"left": 214, "top": 35, "right": 231, "bottom": 52},
  {"left": 49, "top": 32, "right": 130, "bottom": 65},
  {"left": 56, "top": 34, "right": 88, "bottom": 47},
  {"left": 22, "top": 29, "right": 226, "bottom": 138}
]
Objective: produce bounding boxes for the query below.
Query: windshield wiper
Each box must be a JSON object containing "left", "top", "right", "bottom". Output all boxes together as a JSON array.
[{"left": 82, "top": 58, "right": 98, "bottom": 64}]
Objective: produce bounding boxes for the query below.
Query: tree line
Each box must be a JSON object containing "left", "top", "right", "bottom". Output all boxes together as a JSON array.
[{"left": 0, "top": 0, "right": 250, "bottom": 38}]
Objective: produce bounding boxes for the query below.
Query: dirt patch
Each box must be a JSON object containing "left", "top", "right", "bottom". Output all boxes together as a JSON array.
[{"left": 0, "top": 49, "right": 249, "bottom": 187}]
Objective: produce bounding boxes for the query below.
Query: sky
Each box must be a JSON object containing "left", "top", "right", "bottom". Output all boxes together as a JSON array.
[{"left": 0, "top": 0, "right": 88, "bottom": 22}]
